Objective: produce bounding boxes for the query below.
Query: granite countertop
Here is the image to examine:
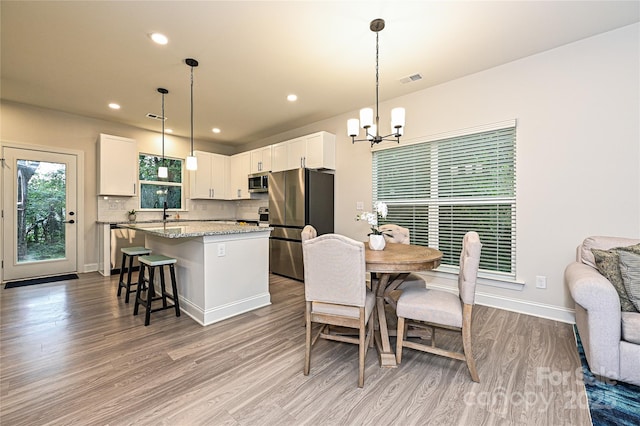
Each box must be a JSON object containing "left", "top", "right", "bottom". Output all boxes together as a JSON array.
[
  {"left": 97, "top": 219, "right": 239, "bottom": 225},
  {"left": 118, "top": 221, "right": 272, "bottom": 238}
]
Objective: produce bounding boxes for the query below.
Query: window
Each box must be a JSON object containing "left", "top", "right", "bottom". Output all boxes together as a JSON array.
[
  {"left": 373, "top": 122, "right": 516, "bottom": 277},
  {"left": 138, "top": 154, "right": 183, "bottom": 210}
]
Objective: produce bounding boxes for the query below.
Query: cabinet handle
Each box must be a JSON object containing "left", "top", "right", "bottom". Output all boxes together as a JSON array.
[
  {"left": 133, "top": 183, "right": 136, "bottom": 195},
  {"left": 237, "top": 189, "right": 241, "bottom": 198}
]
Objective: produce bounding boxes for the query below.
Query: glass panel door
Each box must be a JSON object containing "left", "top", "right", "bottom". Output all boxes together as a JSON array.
[{"left": 2, "top": 147, "right": 77, "bottom": 281}]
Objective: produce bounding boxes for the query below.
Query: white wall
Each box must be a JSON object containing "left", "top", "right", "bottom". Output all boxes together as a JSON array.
[{"left": 2, "top": 24, "right": 638, "bottom": 322}]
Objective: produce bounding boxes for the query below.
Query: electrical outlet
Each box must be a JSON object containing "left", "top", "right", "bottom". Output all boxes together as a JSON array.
[
  {"left": 535, "top": 275, "right": 547, "bottom": 289},
  {"left": 356, "top": 201, "right": 364, "bottom": 210},
  {"left": 217, "top": 243, "right": 226, "bottom": 257}
]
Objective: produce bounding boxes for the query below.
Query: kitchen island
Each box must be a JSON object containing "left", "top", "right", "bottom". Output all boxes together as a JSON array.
[{"left": 119, "top": 222, "right": 271, "bottom": 326}]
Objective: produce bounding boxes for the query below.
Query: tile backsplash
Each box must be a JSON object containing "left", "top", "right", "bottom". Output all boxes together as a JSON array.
[{"left": 97, "top": 196, "right": 267, "bottom": 223}]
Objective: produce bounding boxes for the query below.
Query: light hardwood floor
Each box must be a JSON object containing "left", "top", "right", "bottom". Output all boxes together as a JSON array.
[{"left": 1, "top": 273, "right": 590, "bottom": 425}]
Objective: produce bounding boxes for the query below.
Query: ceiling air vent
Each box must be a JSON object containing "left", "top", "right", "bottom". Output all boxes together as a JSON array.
[
  {"left": 399, "top": 73, "right": 423, "bottom": 84},
  {"left": 146, "top": 113, "right": 166, "bottom": 121}
]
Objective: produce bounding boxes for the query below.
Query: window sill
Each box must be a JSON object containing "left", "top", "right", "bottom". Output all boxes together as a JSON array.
[{"left": 421, "top": 268, "right": 525, "bottom": 291}]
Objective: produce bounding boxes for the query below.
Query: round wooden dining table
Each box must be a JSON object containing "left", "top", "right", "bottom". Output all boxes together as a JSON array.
[{"left": 365, "top": 243, "right": 443, "bottom": 368}]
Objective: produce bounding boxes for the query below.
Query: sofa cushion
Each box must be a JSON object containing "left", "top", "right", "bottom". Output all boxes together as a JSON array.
[
  {"left": 618, "top": 250, "right": 640, "bottom": 311},
  {"left": 580, "top": 236, "right": 640, "bottom": 268},
  {"left": 592, "top": 247, "right": 638, "bottom": 312},
  {"left": 621, "top": 312, "right": 640, "bottom": 345}
]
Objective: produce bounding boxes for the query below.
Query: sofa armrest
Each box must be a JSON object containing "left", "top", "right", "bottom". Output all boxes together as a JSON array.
[
  {"left": 565, "top": 262, "right": 621, "bottom": 316},
  {"left": 566, "top": 261, "right": 622, "bottom": 377}
]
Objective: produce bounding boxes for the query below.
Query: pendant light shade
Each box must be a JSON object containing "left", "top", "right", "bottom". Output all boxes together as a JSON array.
[
  {"left": 157, "top": 87, "right": 169, "bottom": 178},
  {"left": 347, "top": 18, "right": 405, "bottom": 146},
  {"left": 185, "top": 58, "right": 199, "bottom": 171},
  {"left": 185, "top": 155, "right": 197, "bottom": 171}
]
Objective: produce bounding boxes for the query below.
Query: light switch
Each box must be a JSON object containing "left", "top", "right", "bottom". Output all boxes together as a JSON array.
[{"left": 356, "top": 201, "right": 364, "bottom": 210}]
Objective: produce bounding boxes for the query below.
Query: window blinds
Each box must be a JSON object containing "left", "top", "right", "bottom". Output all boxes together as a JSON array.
[{"left": 373, "top": 125, "right": 516, "bottom": 276}]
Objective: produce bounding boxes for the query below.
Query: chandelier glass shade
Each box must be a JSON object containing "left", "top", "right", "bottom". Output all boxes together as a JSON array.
[{"left": 347, "top": 18, "right": 405, "bottom": 146}]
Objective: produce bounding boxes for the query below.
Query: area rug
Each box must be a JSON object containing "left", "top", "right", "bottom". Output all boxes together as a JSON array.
[
  {"left": 575, "top": 326, "right": 640, "bottom": 426},
  {"left": 4, "top": 273, "right": 79, "bottom": 289}
]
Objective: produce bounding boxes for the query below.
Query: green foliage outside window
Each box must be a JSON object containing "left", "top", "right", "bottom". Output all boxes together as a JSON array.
[
  {"left": 138, "top": 154, "right": 183, "bottom": 210},
  {"left": 18, "top": 161, "right": 66, "bottom": 261}
]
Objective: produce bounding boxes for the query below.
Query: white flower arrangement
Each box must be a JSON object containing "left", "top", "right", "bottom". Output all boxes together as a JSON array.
[{"left": 356, "top": 201, "right": 388, "bottom": 235}]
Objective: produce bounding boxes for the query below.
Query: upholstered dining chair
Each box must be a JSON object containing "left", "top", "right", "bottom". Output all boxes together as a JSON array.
[
  {"left": 395, "top": 231, "right": 482, "bottom": 382},
  {"left": 378, "top": 224, "right": 426, "bottom": 290},
  {"left": 301, "top": 224, "right": 317, "bottom": 241},
  {"left": 302, "top": 233, "right": 376, "bottom": 388}
]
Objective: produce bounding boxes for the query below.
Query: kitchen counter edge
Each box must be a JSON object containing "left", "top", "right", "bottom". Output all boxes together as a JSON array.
[{"left": 117, "top": 222, "right": 272, "bottom": 239}]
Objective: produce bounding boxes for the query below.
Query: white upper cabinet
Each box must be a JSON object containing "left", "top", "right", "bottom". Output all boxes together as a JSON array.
[
  {"left": 271, "top": 131, "right": 336, "bottom": 172},
  {"left": 97, "top": 133, "right": 137, "bottom": 196},
  {"left": 271, "top": 141, "right": 289, "bottom": 172},
  {"left": 228, "top": 152, "right": 251, "bottom": 199},
  {"left": 189, "top": 151, "right": 228, "bottom": 200},
  {"left": 303, "top": 131, "right": 335, "bottom": 170},
  {"left": 249, "top": 146, "right": 272, "bottom": 174}
]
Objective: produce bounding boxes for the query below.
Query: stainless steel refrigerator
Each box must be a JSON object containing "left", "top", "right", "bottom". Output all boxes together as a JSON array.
[{"left": 269, "top": 168, "right": 334, "bottom": 280}]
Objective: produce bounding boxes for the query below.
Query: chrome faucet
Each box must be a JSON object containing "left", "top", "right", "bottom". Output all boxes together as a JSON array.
[{"left": 163, "top": 201, "right": 170, "bottom": 222}]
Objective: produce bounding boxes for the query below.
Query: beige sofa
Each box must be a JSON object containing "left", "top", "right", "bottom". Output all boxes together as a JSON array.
[{"left": 565, "top": 236, "right": 640, "bottom": 386}]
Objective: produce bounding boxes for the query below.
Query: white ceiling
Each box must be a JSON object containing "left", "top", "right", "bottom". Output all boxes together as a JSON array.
[{"left": 2, "top": 1, "right": 638, "bottom": 147}]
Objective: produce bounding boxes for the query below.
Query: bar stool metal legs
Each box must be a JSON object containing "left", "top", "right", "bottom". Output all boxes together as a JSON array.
[
  {"left": 133, "top": 255, "right": 180, "bottom": 326},
  {"left": 117, "top": 246, "right": 151, "bottom": 303}
]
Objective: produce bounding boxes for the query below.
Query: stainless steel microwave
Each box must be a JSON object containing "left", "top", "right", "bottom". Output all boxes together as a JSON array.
[{"left": 248, "top": 172, "right": 268, "bottom": 193}]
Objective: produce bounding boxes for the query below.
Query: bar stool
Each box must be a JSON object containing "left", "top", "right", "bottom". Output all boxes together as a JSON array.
[
  {"left": 117, "top": 246, "right": 152, "bottom": 303},
  {"left": 133, "top": 254, "right": 181, "bottom": 326}
]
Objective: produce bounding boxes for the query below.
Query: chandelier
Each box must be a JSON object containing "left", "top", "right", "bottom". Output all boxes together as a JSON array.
[{"left": 347, "top": 18, "right": 405, "bottom": 146}]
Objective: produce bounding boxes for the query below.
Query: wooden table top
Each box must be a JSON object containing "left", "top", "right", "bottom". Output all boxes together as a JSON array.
[{"left": 364, "top": 243, "right": 443, "bottom": 273}]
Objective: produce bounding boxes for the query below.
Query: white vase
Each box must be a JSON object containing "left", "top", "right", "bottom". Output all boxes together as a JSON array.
[{"left": 369, "top": 234, "right": 386, "bottom": 251}]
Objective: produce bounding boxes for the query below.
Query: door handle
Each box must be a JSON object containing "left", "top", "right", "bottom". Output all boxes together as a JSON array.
[{"left": 64, "top": 219, "right": 75, "bottom": 224}]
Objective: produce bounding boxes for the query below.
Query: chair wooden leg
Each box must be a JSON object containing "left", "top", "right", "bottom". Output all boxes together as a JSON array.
[
  {"left": 462, "top": 304, "right": 479, "bottom": 382},
  {"left": 396, "top": 316, "right": 405, "bottom": 364},
  {"left": 358, "top": 308, "right": 366, "bottom": 388},
  {"left": 304, "top": 301, "right": 312, "bottom": 376},
  {"left": 368, "top": 309, "right": 375, "bottom": 348}
]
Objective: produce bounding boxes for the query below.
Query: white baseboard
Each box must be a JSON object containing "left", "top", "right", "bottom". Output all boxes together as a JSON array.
[
  {"left": 83, "top": 263, "right": 99, "bottom": 273},
  {"left": 426, "top": 282, "right": 576, "bottom": 324},
  {"left": 179, "top": 293, "right": 272, "bottom": 326}
]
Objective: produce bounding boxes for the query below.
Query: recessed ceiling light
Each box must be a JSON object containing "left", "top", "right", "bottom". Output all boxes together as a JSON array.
[
  {"left": 150, "top": 32, "right": 168, "bottom": 45},
  {"left": 165, "top": 128, "right": 173, "bottom": 133},
  {"left": 212, "top": 128, "right": 221, "bottom": 134},
  {"left": 287, "top": 94, "right": 298, "bottom": 102},
  {"left": 108, "top": 103, "right": 120, "bottom": 110}
]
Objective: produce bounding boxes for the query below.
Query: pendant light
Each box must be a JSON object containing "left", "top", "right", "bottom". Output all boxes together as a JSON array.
[
  {"left": 157, "top": 87, "right": 169, "bottom": 178},
  {"left": 347, "top": 18, "right": 405, "bottom": 146},
  {"left": 185, "top": 58, "right": 199, "bottom": 171}
]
